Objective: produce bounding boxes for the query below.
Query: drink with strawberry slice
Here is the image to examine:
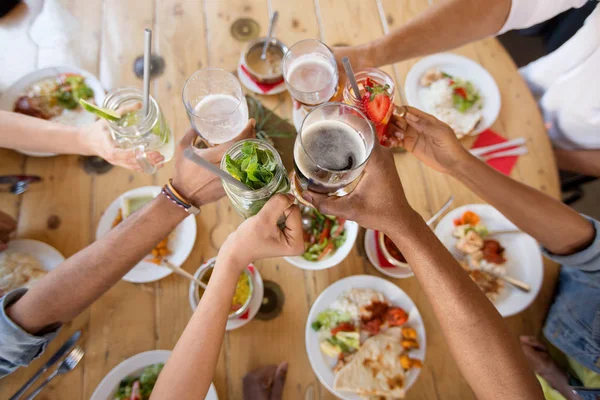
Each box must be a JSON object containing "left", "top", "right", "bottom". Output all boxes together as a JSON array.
[{"left": 343, "top": 68, "right": 397, "bottom": 147}]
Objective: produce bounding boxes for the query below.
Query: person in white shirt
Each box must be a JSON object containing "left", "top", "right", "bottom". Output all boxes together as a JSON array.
[{"left": 335, "top": 0, "right": 600, "bottom": 177}]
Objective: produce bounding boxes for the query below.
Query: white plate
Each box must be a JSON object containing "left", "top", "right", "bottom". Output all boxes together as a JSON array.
[
  {"left": 188, "top": 257, "right": 264, "bottom": 331},
  {"left": 434, "top": 204, "right": 544, "bottom": 317},
  {"left": 237, "top": 60, "right": 287, "bottom": 96},
  {"left": 0, "top": 65, "right": 106, "bottom": 157},
  {"left": 90, "top": 350, "right": 219, "bottom": 400},
  {"left": 5, "top": 239, "right": 65, "bottom": 272},
  {"left": 95, "top": 186, "right": 197, "bottom": 283},
  {"left": 305, "top": 275, "right": 426, "bottom": 399},
  {"left": 404, "top": 53, "right": 501, "bottom": 136},
  {"left": 284, "top": 221, "right": 359, "bottom": 270},
  {"left": 364, "top": 229, "right": 414, "bottom": 279}
]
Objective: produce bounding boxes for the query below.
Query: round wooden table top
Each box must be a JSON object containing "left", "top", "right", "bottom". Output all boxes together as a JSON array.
[{"left": 0, "top": 0, "right": 559, "bottom": 399}]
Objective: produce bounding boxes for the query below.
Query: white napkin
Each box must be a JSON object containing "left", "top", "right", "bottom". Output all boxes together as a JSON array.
[{"left": 29, "top": 0, "right": 81, "bottom": 67}]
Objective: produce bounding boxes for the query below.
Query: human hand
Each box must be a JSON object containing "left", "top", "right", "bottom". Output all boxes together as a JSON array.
[
  {"left": 302, "top": 144, "right": 416, "bottom": 235},
  {"left": 0, "top": 211, "right": 17, "bottom": 251},
  {"left": 171, "top": 119, "right": 256, "bottom": 206},
  {"left": 219, "top": 194, "right": 304, "bottom": 269},
  {"left": 332, "top": 45, "right": 375, "bottom": 100},
  {"left": 79, "top": 103, "right": 164, "bottom": 172},
  {"left": 389, "top": 106, "right": 471, "bottom": 175}
]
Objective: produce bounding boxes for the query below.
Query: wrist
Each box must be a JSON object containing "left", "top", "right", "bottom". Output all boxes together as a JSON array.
[
  {"left": 155, "top": 191, "right": 189, "bottom": 220},
  {"left": 74, "top": 127, "right": 95, "bottom": 156},
  {"left": 380, "top": 207, "right": 422, "bottom": 237},
  {"left": 449, "top": 151, "right": 480, "bottom": 179},
  {"left": 217, "top": 234, "right": 252, "bottom": 273}
]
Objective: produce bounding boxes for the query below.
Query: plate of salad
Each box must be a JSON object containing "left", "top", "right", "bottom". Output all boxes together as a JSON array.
[
  {"left": 404, "top": 53, "right": 500, "bottom": 137},
  {"left": 284, "top": 206, "right": 358, "bottom": 270},
  {"left": 91, "top": 350, "right": 219, "bottom": 400},
  {"left": 0, "top": 65, "right": 106, "bottom": 157}
]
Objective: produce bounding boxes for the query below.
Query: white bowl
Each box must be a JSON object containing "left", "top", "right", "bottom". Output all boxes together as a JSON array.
[{"left": 284, "top": 220, "right": 359, "bottom": 270}]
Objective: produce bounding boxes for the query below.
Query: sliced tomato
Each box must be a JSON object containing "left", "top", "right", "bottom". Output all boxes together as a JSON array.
[
  {"left": 453, "top": 218, "right": 463, "bottom": 226},
  {"left": 331, "top": 322, "right": 355, "bottom": 336},
  {"left": 318, "top": 219, "right": 332, "bottom": 243},
  {"left": 454, "top": 87, "right": 468, "bottom": 99},
  {"left": 386, "top": 307, "right": 408, "bottom": 326},
  {"left": 318, "top": 242, "right": 334, "bottom": 260}
]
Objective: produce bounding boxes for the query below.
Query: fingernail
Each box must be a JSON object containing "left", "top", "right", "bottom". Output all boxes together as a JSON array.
[
  {"left": 251, "top": 119, "right": 256, "bottom": 128},
  {"left": 302, "top": 192, "right": 313, "bottom": 204},
  {"left": 406, "top": 113, "right": 419, "bottom": 123}
]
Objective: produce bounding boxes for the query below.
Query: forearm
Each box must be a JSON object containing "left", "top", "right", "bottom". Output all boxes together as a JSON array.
[
  {"left": 6, "top": 195, "right": 187, "bottom": 333},
  {"left": 388, "top": 211, "right": 542, "bottom": 399},
  {"left": 363, "top": 0, "right": 510, "bottom": 66},
  {"left": 0, "top": 111, "right": 92, "bottom": 155},
  {"left": 151, "top": 254, "right": 240, "bottom": 400},
  {"left": 452, "top": 154, "right": 595, "bottom": 255},
  {"left": 554, "top": 148, "right": 600, "bottom": 178}
]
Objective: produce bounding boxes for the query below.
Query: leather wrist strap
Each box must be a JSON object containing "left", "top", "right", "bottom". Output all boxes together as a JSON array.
[{"left": 162, "top": 180, "right": 200, "bottom": 215}]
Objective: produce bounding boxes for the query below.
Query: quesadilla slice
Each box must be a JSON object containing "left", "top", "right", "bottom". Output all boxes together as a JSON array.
[{"left": 334, "top": 327, "right": 406, "bottom": 398}]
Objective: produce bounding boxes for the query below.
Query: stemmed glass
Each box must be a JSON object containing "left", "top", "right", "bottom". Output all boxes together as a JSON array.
[
  {"left": 182, "top": 68, "right": 249, "bottom": 146},
  {"left": 283, "top": 39, "right": 339, "bottom": 130}
]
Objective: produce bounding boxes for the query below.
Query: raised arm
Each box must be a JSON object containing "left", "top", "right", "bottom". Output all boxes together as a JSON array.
[
  {"left": 394, "top": 106, "right": 595, "bottom": 256},
  {"left": 5, "top": 121, "right": 255, "bottom": 335},
  {"left": 0, "top": 110, "right": 163, "bottom": 171},
  {"left": 303, "top": 144, "right": 543, "bottom": 400},
  {"left": 334, "top": 0, "right": 589, "bottom": 78},
  {"left": 151, "top": 194, "right": 304, "bottom": 400}
]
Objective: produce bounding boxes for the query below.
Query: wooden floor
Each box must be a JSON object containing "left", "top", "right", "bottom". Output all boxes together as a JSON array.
[{"left": 0, "top": 0, "right": 560, "bottom": 399}]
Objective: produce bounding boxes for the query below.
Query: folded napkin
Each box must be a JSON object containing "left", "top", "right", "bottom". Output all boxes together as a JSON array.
[
  {"left": 243, "top": 362, "right": 288, "bottom": 400},
  {"left": 374, "top": 230, "right": 395, "bottom": 268},
  {"left": 471, "top": 129, "right": 520, "bottom": 175},
  {"left": 240, "top": 64, "right": 283, "bottom": 94}
]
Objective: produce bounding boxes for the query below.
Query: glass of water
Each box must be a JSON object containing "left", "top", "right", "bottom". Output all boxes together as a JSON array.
[
  {"left": 182, "top": 68, "right": 249, "bottom": 146},
  {"left": 283, "top": 39, "right": 339, "bottom": 106},
  {"left": 103, "top": 88, "right": 174, "bottom": 174}
]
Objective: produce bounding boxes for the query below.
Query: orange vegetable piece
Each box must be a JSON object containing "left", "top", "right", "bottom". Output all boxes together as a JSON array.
[{"left": 461, "top": 211, "right": 480, "bottom": 226}]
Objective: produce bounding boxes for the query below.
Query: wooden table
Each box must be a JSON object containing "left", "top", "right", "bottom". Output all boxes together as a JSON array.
[{"left": 0, "top": 0, "right": 560, "bottom": 399}]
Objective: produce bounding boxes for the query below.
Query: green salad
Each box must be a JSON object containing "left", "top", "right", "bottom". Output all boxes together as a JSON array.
[
  {"left": 443, "top": 72, "right": 481, "bottom": 113},
  {"left": 302, "top": 207, "right": 347, "bottom": 261},
  {"left": 55, "top": 74, "right": 94, "bottom": 110},
  {"left": 114, "top": 363, "right": 164, "bottom": 400}
]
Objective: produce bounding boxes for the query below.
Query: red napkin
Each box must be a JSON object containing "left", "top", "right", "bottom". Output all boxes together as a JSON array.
[
  {"left": 239, "top": 265, "right": 256, "bottom": 320},
  {"left": 240, "top": 64, "right": 284, "bottom": 94},
  {"left": 374, "top": 230, "right": 395, "bottom": 268},
  {"left": 471, "top": 129, "right": 520, "bottom": 176}
]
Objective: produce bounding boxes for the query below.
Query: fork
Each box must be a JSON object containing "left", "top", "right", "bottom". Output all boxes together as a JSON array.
[{"left": 24, "top": 347, "right": 85, "bottom": 400}]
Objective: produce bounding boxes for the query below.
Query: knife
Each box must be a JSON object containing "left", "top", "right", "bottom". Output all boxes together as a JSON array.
[{"left": 9, "top": 330, "right": 82, "bottom": 400}]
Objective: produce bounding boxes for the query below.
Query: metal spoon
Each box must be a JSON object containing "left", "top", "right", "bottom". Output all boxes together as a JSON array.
[{"left": 261, "top": 11, "right": 279, "bottom": 60}]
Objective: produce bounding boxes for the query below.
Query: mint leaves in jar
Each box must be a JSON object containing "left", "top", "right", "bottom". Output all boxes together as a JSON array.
[{"left": 225, "top": 141, "right": 279, "bottom": 189}]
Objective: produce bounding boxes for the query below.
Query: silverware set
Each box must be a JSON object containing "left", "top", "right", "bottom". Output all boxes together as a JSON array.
[{"left": 10, "top": 331, "right": 84, "bottom": 400}]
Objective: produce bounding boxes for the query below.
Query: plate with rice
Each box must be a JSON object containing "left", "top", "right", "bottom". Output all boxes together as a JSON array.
[{"left": 405, "top": 53, "right": 501, "bottom": 138}]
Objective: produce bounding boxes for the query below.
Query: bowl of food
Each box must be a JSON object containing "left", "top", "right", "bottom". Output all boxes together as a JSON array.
[
  {"left": 189, "top": 257, "right": 254, "bottom": 319},
  {"left": 241, "top": 37, "right": 287, "bottom": 84},
  {"left": 377, "top": 231, "right": 409, "bottom": 269},
  {"left": 284, "top": 207, "right": 358, "bottom": 270}
]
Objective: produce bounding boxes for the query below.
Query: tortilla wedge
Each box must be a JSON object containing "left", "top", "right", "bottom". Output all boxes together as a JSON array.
[{"left": 334, "top": 327, "right": 406, "bottom": 398}]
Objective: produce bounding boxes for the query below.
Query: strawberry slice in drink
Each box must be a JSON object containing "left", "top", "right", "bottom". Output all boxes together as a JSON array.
[{"left": 362, "top": 81, "right": 393, "bottom": 146}]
